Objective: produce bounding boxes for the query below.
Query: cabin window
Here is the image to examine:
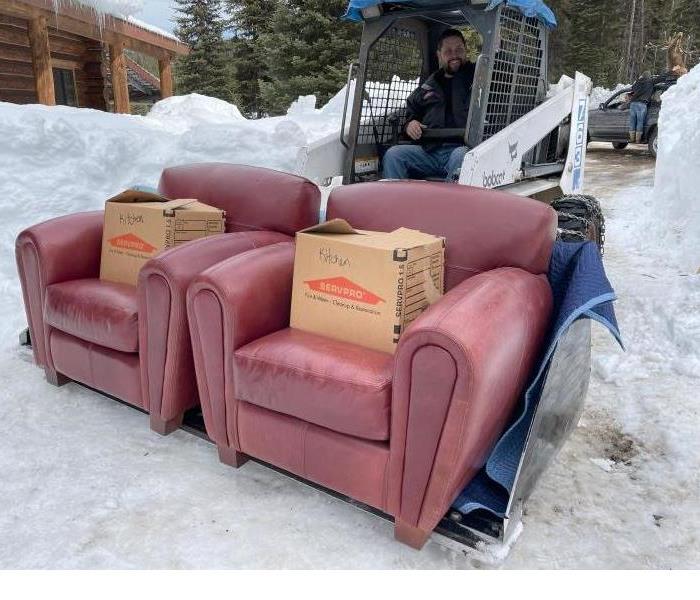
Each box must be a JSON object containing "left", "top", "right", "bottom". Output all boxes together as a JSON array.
[{"left": 53, "top": 68, "right": 77, "bottom": 107}]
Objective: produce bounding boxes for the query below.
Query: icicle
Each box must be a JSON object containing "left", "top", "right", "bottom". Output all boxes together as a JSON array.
[{"left": 48, "top": 2, "right": 175, "bottom": 41}]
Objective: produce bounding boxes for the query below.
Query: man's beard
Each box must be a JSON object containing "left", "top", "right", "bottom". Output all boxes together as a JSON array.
[{"left": 444, "top": 58, "right": 463, "bottom": 74}]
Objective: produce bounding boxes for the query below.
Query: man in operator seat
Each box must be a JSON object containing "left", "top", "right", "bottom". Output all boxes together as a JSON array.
[{"left": 381, "top": 28, "right": 475, "bottom": 182}]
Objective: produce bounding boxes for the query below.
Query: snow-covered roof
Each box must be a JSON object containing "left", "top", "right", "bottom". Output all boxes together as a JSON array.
[
  {"left": 58, "top": 1, "right": 180, "bottom": 43},
  {"left": 126, "top": 16, "right": 178, "bottom": 43},
  {"left": 13, "top": 1, "right": 186, "bottom": 51}
]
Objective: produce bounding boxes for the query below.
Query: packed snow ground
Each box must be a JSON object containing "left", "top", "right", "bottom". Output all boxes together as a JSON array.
[{"left": 1, "top": 74, "right": 699, "bottom": 566}]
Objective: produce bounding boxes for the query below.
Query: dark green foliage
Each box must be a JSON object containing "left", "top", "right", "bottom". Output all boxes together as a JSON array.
[
  {"left": 257, "top": 0, "right": 361, "bottom": 115},
  {"left": 170, "top": 1, "right": 699, "bottom": 114},
  {"left": 547, "top": 0, "right": 699, "bottom": 86},
  {"left": 173, "top": 0, "right": 232, "bottom": 99},
  {"left": 225, "top": 0, "right": 279, "bottom": 116}
]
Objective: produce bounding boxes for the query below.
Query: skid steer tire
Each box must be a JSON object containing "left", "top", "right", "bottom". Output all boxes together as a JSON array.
[
  {"left": 551, "top": 195, "right": 605, "bottom": 254},
  {"left": 612, "top": 142, "right": 628, "bottom": 150}
]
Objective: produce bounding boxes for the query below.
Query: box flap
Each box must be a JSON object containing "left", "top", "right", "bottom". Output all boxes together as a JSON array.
[
  {"left": 161, "top": 198, "right": 199, "bottom": 211},
  {"left": 298, "top": 218, "right": 364, "bottom": 236},
  {"left": 106, "top": 189, "right": 169, "bottom": 204},
  {"left": 384, "top": 227, "right": 444, "bottom": 249}
]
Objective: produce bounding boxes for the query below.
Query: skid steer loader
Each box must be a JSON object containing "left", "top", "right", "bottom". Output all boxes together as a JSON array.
[{"left": 295, "top": 0, "right": 605, "bottom": 250}]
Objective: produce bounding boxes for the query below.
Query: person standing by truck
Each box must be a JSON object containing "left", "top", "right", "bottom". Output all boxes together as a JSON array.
[{"left": 627, "top": 71, "right": 655, "bottom": 144}]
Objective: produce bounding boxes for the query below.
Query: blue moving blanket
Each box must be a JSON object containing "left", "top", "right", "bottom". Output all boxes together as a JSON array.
[{"left": 452, "top": 241, "right": 623, "bottom": 517}]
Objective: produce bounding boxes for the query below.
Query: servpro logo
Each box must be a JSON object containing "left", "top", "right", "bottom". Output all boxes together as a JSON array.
[
  {"left": 108, "top": 233, "right": 157, "bottom": 253},
  {"left": 304, "top": 277, "right": 384, "bottom": 305}
]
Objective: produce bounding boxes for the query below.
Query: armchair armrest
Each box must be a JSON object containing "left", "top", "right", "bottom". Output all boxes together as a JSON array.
[
  {"left": 186, "top": 242, "right": 295, "bottom": 446},
  {"left": 15, "top": 211, "right": 103, "bottom": 367},
  {"left": 137, "top": 230, "right": 289, "bottom": 424},
  {"left": 389, "top": 267, "right": 553, "bottom": 546}
]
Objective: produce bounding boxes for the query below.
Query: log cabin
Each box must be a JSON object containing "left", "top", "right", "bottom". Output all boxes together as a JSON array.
[{"left": 0, "top": 0, "right": 189, "bottom": 114}]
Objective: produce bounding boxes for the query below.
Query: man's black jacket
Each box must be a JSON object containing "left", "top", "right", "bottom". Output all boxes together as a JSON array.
[{"left": 404, "top": 62, "right": 475, "bottom": 147}]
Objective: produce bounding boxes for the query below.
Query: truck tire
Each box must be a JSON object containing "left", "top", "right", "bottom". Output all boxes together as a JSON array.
[
  {"left": 648, "top": 128, "right": 658, "bottom": 158},
  {"left": 551, "top": 195, "right": 605, "bottom": 254},
  {"left": 612, "top": 141, "right": 628, "bottom": 150}
]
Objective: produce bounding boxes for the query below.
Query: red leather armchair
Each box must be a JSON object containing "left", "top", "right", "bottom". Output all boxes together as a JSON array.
[
  {"left": 187, "top": 181, "right": 557, "bottom": 549},
  {"left": 16, "top": 163, "right": 320, "bottom": 434}
]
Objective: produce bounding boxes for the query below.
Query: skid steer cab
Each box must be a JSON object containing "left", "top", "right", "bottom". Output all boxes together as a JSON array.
[{"left": 295, "top": 0, "right": 604, "bottom": 249}]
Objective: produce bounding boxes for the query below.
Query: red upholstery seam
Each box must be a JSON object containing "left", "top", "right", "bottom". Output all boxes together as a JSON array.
[{"left": 233, "top": 353, "right": 392, "bottom": 390}]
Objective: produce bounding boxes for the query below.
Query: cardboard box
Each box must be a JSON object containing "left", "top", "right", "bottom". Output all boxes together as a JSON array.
[
  {"left": 291, "top": 219, "right": 445, "bottom": 354},
  {"left": 99, "top": 189, "right": 225, "bottom": 286}
]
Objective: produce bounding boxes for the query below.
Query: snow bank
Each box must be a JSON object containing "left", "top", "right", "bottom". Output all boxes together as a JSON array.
[
  {"left": 146, "top": 93, "right": 246, "bottom": 130},
  {"left": 651, "top": 64, "right": 700, "bottom": 273},
  {"left": 0, "top": 93, "right": 347, "bottom": 344},
  {"left": 291, "top": 76, "right": 420, "bottom": 119},
  {"left": 587, "top": 66, "right": 700, "bottom": 386}
]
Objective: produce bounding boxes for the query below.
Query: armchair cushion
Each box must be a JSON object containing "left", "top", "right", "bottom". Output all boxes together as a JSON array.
[
  {"left": 44, "top": 279, "right": 139, "bottom": 353},
  {"left": 234, "top": 328, "right": 394, "bottom": 441}
]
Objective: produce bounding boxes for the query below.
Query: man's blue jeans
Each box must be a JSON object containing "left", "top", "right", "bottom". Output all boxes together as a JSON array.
[
  {"left": 629, "top": 101, "right": 647, "bottom": 134},
  {"left": 381, "top": 144, "right": 468, "bottom": 182}
]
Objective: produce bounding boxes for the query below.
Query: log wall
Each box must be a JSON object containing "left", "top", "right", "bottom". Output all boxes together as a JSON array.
[{"left": 0, "top": 12, "right": 107, "bottom": 109}]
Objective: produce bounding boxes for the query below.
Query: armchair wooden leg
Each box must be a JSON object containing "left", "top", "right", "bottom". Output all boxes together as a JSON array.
[
  {"left": 217, "top": 445, "right": 249, "bottom": 468},
  {"left": 150, "top": 412, "right": 183, "bottom": 436},
  {"left": 45, "top": 368, "right": 69, "bottom": 386},
  {"left": 394, "top": 518, "right": 431, "bottom": 550}
]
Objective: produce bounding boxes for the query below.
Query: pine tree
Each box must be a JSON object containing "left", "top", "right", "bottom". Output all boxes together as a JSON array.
[
  {"left": 173, "top": 0, "right": 231, "bottom": 100},
  {"left": 258, "top": 0, "right": 361, "bottom": 115},
  {"left": 226, "top": 0, "right": 279, "bottom": 116},
  {"left": 547, "top": 0, "right": 627, "bottom": 86}
]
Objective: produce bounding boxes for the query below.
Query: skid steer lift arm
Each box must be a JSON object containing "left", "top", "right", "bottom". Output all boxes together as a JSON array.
[{"left": 458, "top": 72, "right": 592, "bottom": 195}]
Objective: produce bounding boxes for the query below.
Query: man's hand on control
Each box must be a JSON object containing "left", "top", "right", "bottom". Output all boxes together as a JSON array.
[{"left": 406, "top": 120, "right": 426, "bottom": 140}]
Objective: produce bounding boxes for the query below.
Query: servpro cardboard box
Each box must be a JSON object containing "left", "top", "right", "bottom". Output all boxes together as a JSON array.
[
  {"left": 99, "top": 189, "right": 225, "bottom": 286},
  {"left": 290, "top": 219, "right": 445, "bottom": 354}
]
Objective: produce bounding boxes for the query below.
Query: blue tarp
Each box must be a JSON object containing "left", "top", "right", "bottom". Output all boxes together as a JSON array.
[
  {"left": 452, "top": 241, "right": 623, "bottom": 517},
  {"left": 344, "top": 0, "right": 557, "bottom": 28}
]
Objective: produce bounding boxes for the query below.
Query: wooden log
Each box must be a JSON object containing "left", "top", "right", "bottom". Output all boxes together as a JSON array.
[
  {"left": 0, "top": 42, "right": 78, "bottom": 66},
  {"left": 0, "top": 59, "right": 34, "bottom": 76},
  {"left": 0, "top": 24, "right": 31, "bottom": 47},
  {"left": 109, "top": 40, "right": 129, "bottom": 113},
  {"left": 158, "top": 55, "right": 173, "bottom": 98},
  {"left": 0, "top": 41, "right": 32, "bottom": 63},
  {"left": 47, "top": 27, "right": 85, "bottom": 43},
  {"left": 0, "top": 14, "right": 28, "bottom": 29},
  {"left": 52, "top": 57, "right": 80, "bottom": 70},
  {"left": 27, "top": 15, "right": 55, "bottom": 105},
  {"left": 47, "top": 35, "right": 86, "bottom": 57},
  {"left": 0, "top": 88, "right": 37, "bottom": 103},
  {"left": 0, "top": 72, "right": 35, "bottom": 90}
]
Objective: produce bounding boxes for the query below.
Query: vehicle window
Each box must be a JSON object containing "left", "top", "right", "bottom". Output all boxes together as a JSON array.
[{"left": 606, "top": 90, "right": 630, "bottom": 110}]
